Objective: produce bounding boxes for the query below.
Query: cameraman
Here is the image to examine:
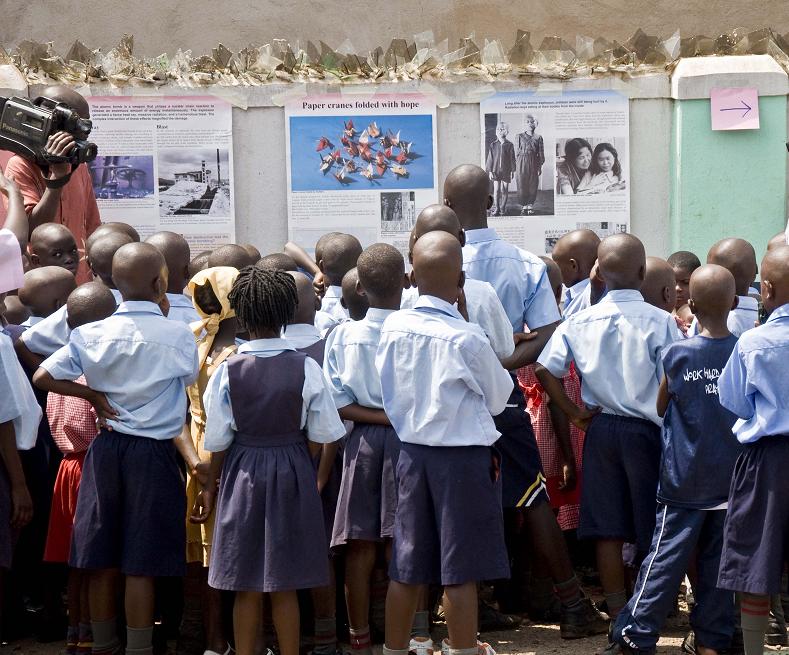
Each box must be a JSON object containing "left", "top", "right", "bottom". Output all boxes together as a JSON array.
[{"left": 1, "top": 86, "right": 100, "bottom": 284}]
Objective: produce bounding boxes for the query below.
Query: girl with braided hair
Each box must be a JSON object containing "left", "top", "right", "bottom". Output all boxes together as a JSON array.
[{"left": 191, "top": 266, "right": 346, "bottom": 655}]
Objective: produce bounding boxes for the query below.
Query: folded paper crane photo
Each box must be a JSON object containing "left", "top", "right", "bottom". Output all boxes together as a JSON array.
[{"left": 289, "top": 114, "right": 433, "bottom": 192}]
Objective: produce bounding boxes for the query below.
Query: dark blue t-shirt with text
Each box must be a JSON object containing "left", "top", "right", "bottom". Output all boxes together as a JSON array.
[{"left": 658, "top": 334, "right": 741, "bottom": 508}]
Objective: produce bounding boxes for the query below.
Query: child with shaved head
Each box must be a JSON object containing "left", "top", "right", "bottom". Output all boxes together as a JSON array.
[
  {"left": 609, "top": 265, "right": 741, "bottom": 655},
  {"left": 18, "top": 267, "right": 77, "bottom": 328},
  {"left": 43, "top": 282, "right": 117, "bottom": 655},
  {"left": 376, "top": 231, "right": 513, "bottom": 655},
  {"left": 551, "top": 229, "right": 601, "bottom": 317},
  {"left": 33, "top": 242, "right": 199, "bottom": 655},
  {"left": 29, "top": 223, "right": 79, "bottom": 277},
  {"left": 315, "top": 233, "right": 363, "bottom": 336},
  {"left": 340, "top": 268, "right": 369, "bottom": 322},
  {"left": 145, "top": 231, "right": 200, "bottom": 325},
  {"left": 537, "top": 233, "right": 681, "bottom": 627},
  {"left": 716, "top": 245, "right": 789, "bottom": 655}
]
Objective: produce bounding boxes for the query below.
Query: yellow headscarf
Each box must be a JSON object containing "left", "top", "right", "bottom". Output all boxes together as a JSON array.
[{"left": 188, "top": 266, "right": 239, "bottom": 369}]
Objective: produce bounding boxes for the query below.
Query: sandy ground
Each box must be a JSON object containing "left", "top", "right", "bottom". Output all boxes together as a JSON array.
[{"left": 7, "top": 618, "right": 787, "bottom": 655}]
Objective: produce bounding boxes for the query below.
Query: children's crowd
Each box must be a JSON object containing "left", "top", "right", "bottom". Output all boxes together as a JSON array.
[{"left": 0, "top": 158, "right": 788, "bottom": 655}]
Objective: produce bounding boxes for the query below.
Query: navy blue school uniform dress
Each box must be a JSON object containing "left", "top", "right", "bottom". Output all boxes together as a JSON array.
[
  {"left": 377, "top": 295, "right": 514, "bottom": 585},
  {"left": 204, "top": 339, "right": 345, "bottom": 593},
  {"left": 612, "top": 334, "right": 741, "bottom": 654},
  {"left": 286, "top": 322, "right": 344, "bottom": 547},
  {"left": 323, "top": 308, "right": 401, "bottom": 546},
  {"left": 462, "top": 228, "right": 561, "bottom": 508},
  {"left": 40, "top": 300, "right": 198, "bottom": 577},
  {"left": 717, "top": 303, "right": 789, "bottom": 596},
  {"left": 538, "top": 289, "right": 681, "bottom": 555}
]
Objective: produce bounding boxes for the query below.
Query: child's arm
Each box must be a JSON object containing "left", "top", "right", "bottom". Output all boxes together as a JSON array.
[
  {"left": 316, "top": 442, "right": 339, "bottom": 493},
  {"left": 498, "top": 331, "right": 540, "bottom": 370},
  {"left": 656, "top": 375, "right": 670, "bottom": 418},
  {"left": 0, "top": 421, "right": 33, "bottom": 528},
  {"left": 547, "top": 395, "right": 576, "bottom": 491},
  {"left": 338, "top": 403, "right": 390, "bottom": 426},
  {"left": 283, "top": 241, "right": 325, "bottom": 296},
  {"left": 14, "top": 341, "right": 45, "bottom": 371},
  {"left": 32, "top": 369, "right": 117, "bottom": 423},
  {"left": 503, "top": 321, "right": 559, "bottom": 370},
  {"left": 536, "top": 364, "right": 599, "bottom": 431},
  {"left": 174, "top": 422, "right": 210, "bottom": 486},
  {"left": 190, "top": 450, "right": 226, "bottom": 523},
  {"left": 0, "top": 170, "right": 29, "bottom": 251}
]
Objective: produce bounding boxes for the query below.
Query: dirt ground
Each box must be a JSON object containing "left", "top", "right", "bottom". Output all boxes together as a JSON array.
[{"left": 6, "top": 617, "right": 787, "bottom": 655}]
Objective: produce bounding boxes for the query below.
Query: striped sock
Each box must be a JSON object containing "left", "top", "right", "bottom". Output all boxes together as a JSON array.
[
  {"left": 554, "top": 576, "right": 583, "bottom": 609},
  {"left": 313, "top": 616, "right": 337, "bottom": 655},
  {"left": 741, "top": 593, "right": 770, "bottom": 655},
  {"left": 350, "top": 626, "right": 373, "bottom": 655}
]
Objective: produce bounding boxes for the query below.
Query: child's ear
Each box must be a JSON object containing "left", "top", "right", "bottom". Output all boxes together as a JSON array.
[
  {"left": 459, "top": 270, "right": 466, "bottom": 289},
  {"left": 318, "top": 259, "right": 326, "bottom": 274},
  {"left": 637, "top": 264, "right": 646, "bottom": 282},
  {"left": 443, "top": 198, "right": 452, "bottom": 208},
  {"left": 402, "top": 273, "right": 411, "bottom": 290},
  {"left": 30, "top": 253, "right": 41, "bottom": 266},
  {"left": 340, "top": 297, "right": 348, "bottom": 310},
  {"left": 663, "top": 286, "right": 671, "bottom": 305},
  {"left": 458, "top": 229, "right": 467, "bottom": 247},
  {"left": 486, "top": 195, "right": 493, "bottom": 210},
  {"left": 731, "top": 295, "right": 741, "bottom": 310},
  {"left": 409, "top": 269, "right": 417, "bottom": 288},
  {"left": 570, "top": 257, "right": 579, "bottom": 273},
  {"left": 355, "top": 279, "right": 367, "bottom": 297},
  {"left": 688, "top": 299, "right": 696, "bottom": 315}
]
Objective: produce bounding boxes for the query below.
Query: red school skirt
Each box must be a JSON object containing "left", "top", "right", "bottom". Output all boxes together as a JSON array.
[{"left": 43, "top": 452, "right": 86, "bottom": 563}]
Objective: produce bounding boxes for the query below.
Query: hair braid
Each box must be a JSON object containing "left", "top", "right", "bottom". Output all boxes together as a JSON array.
[{"left": 228, "top": 265, "right": 297, "bottom": 333}]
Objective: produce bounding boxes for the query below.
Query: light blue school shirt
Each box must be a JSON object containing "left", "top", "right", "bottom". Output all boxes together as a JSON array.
[
  {"left": 202, "top": 338, "right": 346, "bottom": 452},
  {"left": 19, "top": 316, "right": 44, "bottom": 329},
  {"left": 563, "top": 278, "right": 592, "bottom": 318},
  {"left": 718, "top": 303, "right": 789, "bottom": 444},
  {"left": 0, "top": 330, "right": 41, "bottom": 450},
  {"left": 41, "top": 301, "right": 198, "bottom": 439},
  {"left": 283, "top": 322, "right": 322, "bottom": 349},
  {"left": 166, "top": 293, "right": 201, "bottom": 326},
  {"left": 687, "top": 295, "right": 759, "bottom": 338},
  {"left": 401, "top": 279, "right": 514, "bottom": 360},
  {"left": 314, "top": 285, "right": 349, "bottom": 336},
  {"left": 462, "top": 228, "right": 561, "bottom": 333},
  {"left": 376, "top": 295, "right": 513, "bottom": 447},
  {"left": 537, "top": 289, "right": 682, "bottom": 425},
  {"left": 20, "top": 288, "right": 123, "bottom": 356},
  {"left": 323, "top": 308, "right": 395, "bottom": 410}
]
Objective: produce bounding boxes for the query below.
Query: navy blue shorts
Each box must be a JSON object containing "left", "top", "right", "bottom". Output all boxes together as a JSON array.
[
  {"left": 389, "top": 442, "right": 510, "bottom": 586},
  {"left": 70, "top": 430, "right": 186, "bottom": 577},
  {"left": 493, "top": 382, "right": 548, "bottom": 509},
  {"left": 718, "top": 437, "right": 789, "bottom": 595},
  {"left": 579, "top": 414, "right": 661, "bottom": 552}
]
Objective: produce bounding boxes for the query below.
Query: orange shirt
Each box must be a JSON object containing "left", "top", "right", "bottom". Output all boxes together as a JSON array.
[{"left": 2, "top": 156, "right": 101, "bottom": 284}]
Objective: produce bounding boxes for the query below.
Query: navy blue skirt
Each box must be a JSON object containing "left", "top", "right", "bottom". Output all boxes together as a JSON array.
[
  {"left": 331, "top": 423, "right": 400, "bottom": 547},
  {"left": 719, "top": 437, "right": 789, "bottom": 595},
  {"left": 208, "top": 438, "right": 329, "bottom": 593},
  {"left": 389, "top": 442, "right": 509, "bottom": 586},
  {"left": 70, "top": 430, "right": 186, "bottom": 577}
]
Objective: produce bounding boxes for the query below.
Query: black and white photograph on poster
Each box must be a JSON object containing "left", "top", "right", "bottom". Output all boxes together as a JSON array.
[
  {"left": 380, "top": 191, "right": 416, "bottom": 233},
  {"left": 158, "top": 148, "right": 232, "bottom": 217},
  {"left": 88, "top": 156, "right": 155, "bottom": 200},
  {"left": 576, "top": 221, "right": 628, "bottom": 237},
  {"left": 483, "top": 113, "right": 554, "bottom": 217},
  {"left": 556, "top": 138, "right": 628, "bottom": 196},
  {"left": 480, "top": 91, "right": 629, "bottom": 255}
]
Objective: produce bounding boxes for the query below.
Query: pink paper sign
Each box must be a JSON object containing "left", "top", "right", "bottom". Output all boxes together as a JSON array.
[{"left": 710, "top": 87, "right": 760, "bottom": 131}]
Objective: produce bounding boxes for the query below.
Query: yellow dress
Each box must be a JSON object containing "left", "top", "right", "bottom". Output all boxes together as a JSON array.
[{"left": 185, "top": 344, "right": 236, "bottom": 566}]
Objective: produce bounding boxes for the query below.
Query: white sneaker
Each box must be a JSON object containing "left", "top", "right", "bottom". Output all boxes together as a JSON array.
[
  {"left": 409, "top": 636, "right": 434, "bottom": 655},
  {"left": 439, "top": 639, "right": 496, "bottom": 655}
]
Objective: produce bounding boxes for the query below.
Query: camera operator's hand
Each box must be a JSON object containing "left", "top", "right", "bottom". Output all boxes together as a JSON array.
[{"left": 45, "top": 131, "right": 76, "bottom": 179}]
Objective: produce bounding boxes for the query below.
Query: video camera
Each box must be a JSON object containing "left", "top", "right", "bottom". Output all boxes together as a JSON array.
[{"left": 0, "top": 95, "right": 98, "bottom": 166}]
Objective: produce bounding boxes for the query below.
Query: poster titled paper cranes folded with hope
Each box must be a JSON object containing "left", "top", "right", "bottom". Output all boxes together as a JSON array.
[
  {"left": 286, "top": 93, "right": 437, "bottom": 259},
  {"left": 480, "top": 90, "right": 630, "bottom": 254}
]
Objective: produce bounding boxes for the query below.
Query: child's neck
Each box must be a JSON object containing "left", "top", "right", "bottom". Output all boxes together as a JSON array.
[
  {"left": 696, "top": 315, "right": 730, "bottom": 339},
  {"left": 248, "top": 328, "right": 280, "bottom": 340},
  {"left": 367, "top": 294, "right": 401, "bottom": 311}
]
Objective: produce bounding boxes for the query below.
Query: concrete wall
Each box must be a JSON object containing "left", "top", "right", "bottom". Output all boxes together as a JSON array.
[{"left": 3, "top": 1, "right": 789, "bottom": 57}]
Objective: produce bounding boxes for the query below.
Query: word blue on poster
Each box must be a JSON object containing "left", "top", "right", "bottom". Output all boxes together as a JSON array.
[{"left": 290, "top": 114, "right": 434, "bottom": 192}]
